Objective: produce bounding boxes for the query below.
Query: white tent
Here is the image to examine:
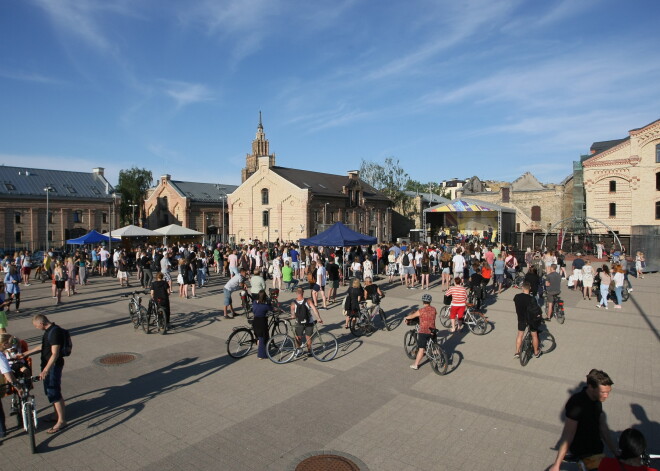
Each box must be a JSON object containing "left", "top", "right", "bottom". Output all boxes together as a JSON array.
[
  {"left": 109, "top": 225, "right": 160, "bottom": 238},
  {"left": 153, "top": 224, "right": 203, "bottom": 236}
]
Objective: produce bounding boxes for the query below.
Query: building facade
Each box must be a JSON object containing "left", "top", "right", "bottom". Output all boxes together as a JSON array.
[
  {"left": 229, "top": 119, "right": 392, "bottom": 243},
  {"left": 144, "top": 175, "right": 236, "bottom": 242},
  {"left": 582, "top": 118, "right": 660, "bottom": 234},
  {"left": 0, "top": 166, "right": 118, "bottom": 250}
]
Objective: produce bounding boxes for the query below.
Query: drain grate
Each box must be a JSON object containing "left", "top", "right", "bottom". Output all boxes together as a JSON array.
[
  {"left": 296, "top": 454, "right": 361, "bottom": 471},
  {"left": 95, "top": 352, "right": 141, "bottom": 366}
]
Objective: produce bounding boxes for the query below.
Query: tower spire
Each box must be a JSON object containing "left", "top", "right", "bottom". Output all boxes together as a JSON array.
[{"left": 258, "top": 110, "right": 263, "bottom": 129}]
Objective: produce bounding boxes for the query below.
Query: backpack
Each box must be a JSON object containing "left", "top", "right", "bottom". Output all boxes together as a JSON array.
[
  {"left": 50, "top": 325, "right": 73, "bottom": 358},
  {"left": 294, "top": 300, "right": 312, "bottom": 324},
  {"left": 402, "top": 253, "right": 410, "bottom": 266},
  {"left": 526, "top": 296, "right": 543, "bottom": 329}
]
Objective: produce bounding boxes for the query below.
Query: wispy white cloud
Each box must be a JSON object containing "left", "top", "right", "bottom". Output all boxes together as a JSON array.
[
  {"left": 158, "top": 80, "right": 214, "bottom": 108},
  {"left": 0, "top": 69, "right": 66, "bottom": 85}
]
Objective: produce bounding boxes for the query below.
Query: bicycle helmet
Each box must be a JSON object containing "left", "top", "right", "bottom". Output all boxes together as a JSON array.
[{"left": 422, "top": 293, "right": 432, "bottom": 303}]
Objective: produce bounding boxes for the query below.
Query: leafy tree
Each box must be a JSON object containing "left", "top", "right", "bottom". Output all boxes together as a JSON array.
[
  {"left": 116, "top": 167, "right": 153, "bottom": 225},
  {"left": 359, "top": 157, "right": 410, "bottom": 207}
]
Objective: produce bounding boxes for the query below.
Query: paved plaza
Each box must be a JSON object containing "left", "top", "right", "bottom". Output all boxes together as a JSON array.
[{"left": 1, "top": 270, "right": 659, "bottom": 470}]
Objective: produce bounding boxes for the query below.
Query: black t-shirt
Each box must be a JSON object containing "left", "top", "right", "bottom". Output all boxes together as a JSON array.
[
  {"left": 470, "top": 273, "right": 484, "bottom": 288},
  {"left": 524, "top": 272, "right": 540, "bottom": 294},
  {"left": 327, "top": 263, "right": 340, "bottom": 281},
  {"left": 41, "top": 324, "right": 65, "bottom": 369},
  {"left": 513, "top": 293, "right": 534, "bottom": 324},
  {"left": 151, "top": 280, "right": 169, "bottom": 302},
  {"left": 364, "top": 284, "right": 379, "bottom": 301},
  {"left": 565, "top": 388, "right": 604, "bottom": 457}
]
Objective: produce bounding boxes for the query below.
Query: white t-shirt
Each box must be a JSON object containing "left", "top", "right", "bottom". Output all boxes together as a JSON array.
[
  {"left": 316, "top": 266, "right": 327, "bottom": 286},
  {"left": 0, "top": 353, "right": 11, "bottom": 375},
  {"left": 452, "top": 254, "right": 465, "bottom": 272}
]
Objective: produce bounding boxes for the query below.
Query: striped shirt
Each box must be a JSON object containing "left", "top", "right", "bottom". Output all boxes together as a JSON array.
[{"left": 445, "top": 286, "right": 468, "bottom": 306}]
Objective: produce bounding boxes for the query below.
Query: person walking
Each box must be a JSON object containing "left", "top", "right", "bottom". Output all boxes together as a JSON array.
[
  {"left": 251, "top": 290, "right": 271, "bottom": 359},
  {"left": 597, "top": 265, "right": 611, "bottom": 310},
  {"left": 612, "top": 265, "right": 624, "bottom": 309},
  {"left": 4, "top": 264, "right": 21, "bottom": 313}
]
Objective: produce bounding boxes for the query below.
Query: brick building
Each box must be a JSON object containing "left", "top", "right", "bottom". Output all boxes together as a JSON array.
[
  {"left": 229, "top": 117, "right": 392, "bottom": 243},
  {"left": 0, "top": 166, "right": 117, "bottom": 251},
  {"left": 143, "top": 176, "right": 237, "bottom": 243}
]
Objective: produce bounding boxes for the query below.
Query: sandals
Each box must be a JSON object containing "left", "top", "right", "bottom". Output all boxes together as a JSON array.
[{"left": 46, "top": 424, "right": 67, "bottom": 434}]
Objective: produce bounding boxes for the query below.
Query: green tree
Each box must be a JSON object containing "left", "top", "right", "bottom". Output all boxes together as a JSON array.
[
  {"left": 116, "top": 167, "right": 153, "bottom": 225},
  {"left": 359, "top": 157, "right": 410, "bottom": 208}
]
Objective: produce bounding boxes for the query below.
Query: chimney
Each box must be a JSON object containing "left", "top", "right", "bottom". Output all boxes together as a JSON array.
[
  {"left": 161, "top": 174, "right": 171, "bottom": 185},
  {"left": 93, "top": 167, "right": 105, "bottom": 176},
  {"left": 348, "top": 170, "right": 359, "bottom": 180}
]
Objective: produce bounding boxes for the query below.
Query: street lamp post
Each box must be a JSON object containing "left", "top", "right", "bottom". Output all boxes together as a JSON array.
[
  {"left": 128, "top": 202, "right": 138, "bottom": 226},
  {"left": 44, "top": 185, "right": 53, "bottom": 251},
  {"left": 109, "top": 191, "right": 120, "bottom": 259},
  {"left": 265, "top": 207, "right": 272, "bottom": 246},
  {"left": 216, "top": 185, "right": 227, "bottom": 245}
]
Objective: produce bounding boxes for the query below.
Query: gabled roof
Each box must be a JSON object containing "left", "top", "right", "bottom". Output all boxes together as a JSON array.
[
  {"left": 0, "top": 165, "right": 113, "bottom": 199},
  {"left": 169, "top": 181, "right": 238, "bottom": 203},
  {"left": 269, "top": 166, "right": 390, "bottom": 201},
  {"left": 511, "top": 172, "right": 545, "bottom": 191},
  {"left": 589, "top": 138, "right": 628, "bottom": 155}
]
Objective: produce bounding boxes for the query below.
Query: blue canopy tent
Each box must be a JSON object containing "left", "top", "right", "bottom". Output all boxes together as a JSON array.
[
  {"left": 66, "top": 230, "right": 120, "bottom": 245},
  {"left": 299, "top": 222, "right": 377, "bottom": 247}
]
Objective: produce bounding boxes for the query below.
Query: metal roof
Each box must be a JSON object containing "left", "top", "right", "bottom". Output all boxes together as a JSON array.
[
  {"left": 169, "top": 181, "right": 238, "bottom": 203},
  {"left": 0, "top": 165, "right": 114, "bottom": 199}
]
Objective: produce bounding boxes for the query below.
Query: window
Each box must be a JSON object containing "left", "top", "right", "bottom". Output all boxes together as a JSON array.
[
  {"left": 262, "top": 210, "right": 269, "bottom": 227},
  {"left": 609, "top": 180, "right": 616, "bottom": 192},
  {"left": 531, "top": 206, "right": 541, "bottom": 222},
  {"left": 14, "top": 212, "right": 21, "bottom": 224},
  {"left": 656, "top": 144, "right": 660, "bottom": 163},
  {"left": 656, "top": 172, "right": 660, "bottom": 191},
  {"left": 609, "top": 203, "right": 616, "bottom": 217},
  {"left": 656, "top": 202, "right": 660, "bottom": 219},
  {"left": 344, "top": 211, "right": 349, "bottom": 224},
  {"left": 502, "top": 188, "right": 510, "bottom": 203},
  {"left": 261, "top": 189, "right": 269, "bottom": 205},
  {"left": 47, "top": 230, "right": 53, "bottom": 242},
  {"left": 314, "top": 211, "right": 319, "bottom": 222},
  {"left": 47, "top": 211, "right": 53, "bottom": 224},
  {"left": 102, "top": 212, "right": 108, "bottom": 224},
  {"left": 73, "top": 210, "right": 83, "bottom": 223},
  {"left": 4, "top": 183, "right": 15, "bottom": 191},
  {"left": 15, "top": 231, "right": 21, "bottom": 243}
]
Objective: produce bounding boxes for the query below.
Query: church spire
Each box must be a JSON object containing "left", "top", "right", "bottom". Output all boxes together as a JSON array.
[{"left": 242, "top": 112, "right": 276, "bottom": 182}]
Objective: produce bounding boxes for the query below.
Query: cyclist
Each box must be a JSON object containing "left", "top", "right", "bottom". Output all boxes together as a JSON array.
[
  {"left": 513, "top": 281, "right": 540, "bottom": 359},
  {"left": 545, "top": 263, "right": 561, "bottom": 321},
  {"left": 0, "top": 333, "right": 20, "bottom": 439},
  {"left": 150, "top": 272, "right": 171, "bottom": 327},
  {"left": 290, "top": 287, "right": 323, "bottom": 357},
  {"left": 363, "top": 277, "right": 384, "bottom": 315},
  {"left": 549, "top": 369, "right": 617, "bottom": 471},
  {"left": 404, "top": 294, "right": 436, "bottom": 370}
]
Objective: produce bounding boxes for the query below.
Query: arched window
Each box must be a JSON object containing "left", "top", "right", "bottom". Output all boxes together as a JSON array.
[
  {"left": 609, "top": 180, "right": 616, "bottom": 192},
  {"left": 261, "top": 189, "right": 269, "bottom": 205},
  {"left": 531, "top": 206, "right": 541, "bottom": 222}
]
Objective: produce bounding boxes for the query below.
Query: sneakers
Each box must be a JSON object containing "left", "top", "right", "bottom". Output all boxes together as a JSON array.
[
  {"left": 294, "top": 348, "right": 305, "bottom": 359},
  {"left": 513, "top": 353, "right": 520, "bottom": 359},
  {"left": 614, "top": 305, "right": 621, "bottom": 309},
  {"left": 627, "top": 288, "right": 633, "bottom": 292},
  {"left": 409, "top": 364, "right": 418, "bottom": 370}
]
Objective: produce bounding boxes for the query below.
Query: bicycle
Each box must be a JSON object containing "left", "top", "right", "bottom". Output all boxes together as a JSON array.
[
  {"left": 349, "top": 299, "right": 390, "bottom": 337},
  {"left": 266, "top": 321, "right": 338, "bottom": 363},
  {"left": 121, "top": 290, "right": 150, "bottom": 333},
  {"left": 439, "top": 303, "right": 488, "bottom": 335},
  {"left": 144, "top": 297, "right": 168, "bottom": 335},
  {"left": 543, "top": 293, "right": 565, "bottom": 324},
  {"left": 8, "top": 375, "right": 41, "bottom": 454},
  {"left": 239, "top": 289, "right": 253, "bottom": 319},
  {"left": 519, "top": 320, "right": 556, "bottom": 367},
  {"left": 226, "top": 309, "right": 292, "bottom": 359},
  {"left": 403, "top": 319, "right": 448, "bottom": 375}
]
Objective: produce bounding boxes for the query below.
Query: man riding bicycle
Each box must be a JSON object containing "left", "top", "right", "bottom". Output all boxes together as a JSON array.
[
  {"left": 363, "top": 277, "right": 384, "bottom": 314},
  {"left": 290, "top": 287, "right": 323, "bottom": 357},
  {"left": 404, "top": 293, "right": 436, "bottom": 370}
]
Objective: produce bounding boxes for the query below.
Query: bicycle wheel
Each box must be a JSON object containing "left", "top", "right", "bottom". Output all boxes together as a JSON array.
[
  {"left": 439, "top": 305, "right": 451, "bottom": 328},
  {"left": 621, "top": 286, "right": 630, "bottom": 302},
  {"left": 379, "top": 308, "right": 391, "bottom": 331},
  {"left": 555, "top": 305, "right": 565, "bottom": 324},
  {"left": 226, "top": 328, "right": 254, "bottom": 358},
  {"left": 467, "top": 312, "right": 487, "bottom": 335},
  {"left": 311, "top": 331, "right": 338, "bottom": 362},
  {"left": 428, "top": 342, "right": 449, "bottom": 376},
  {"left": 403, "top": 330, "right": 418, "bottom": 359},
  {"left": 140, "top": 307, "right": 150, "bottom": 334},
  {"left": 129, "top": 302, "right": 139, "bottom": 328},
  {"left": 156, "top": 308, "right": 167, "bottom": 335},
  {"left": 519, "top": 333, "right": 532, "bottom": 367},
  {"left": 349, "top": 315, "right": 367, "bottom": 337},
  {"left": 25, "top": 402, "right": 37, "bottom": 454},
  {"left": 539, "top": 330, "right": 556, "bottom": 354},
  {"left": 266, "top": 334, "right": 296, "bottom": 364}
]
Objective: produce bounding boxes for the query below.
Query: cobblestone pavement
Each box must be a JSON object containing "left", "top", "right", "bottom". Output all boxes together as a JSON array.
[{"left": 1, "top": 270, "right": 658, "bottom": 470}]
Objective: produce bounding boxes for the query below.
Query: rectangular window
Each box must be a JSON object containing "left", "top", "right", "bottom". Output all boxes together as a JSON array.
[
  {"left": 609, "top": 181, "right": 616, "bottom": 192},
  {"left": 14, "top": 212, "right": 21, "bottom": 224},
  {"left": 656, "top": 202, "right": 660, "bottom": 220},
  {"left": 656, "top": 144, "right": 660, "bottom": 163},
  {"left": 102, "top": 212, "right": 108, "bottom": 224},
  {"left": 656, "top": 172, "right": 660, "bottom": 191},
  {"left": 73, "top": 210, "right": 83, "bottom": 223},
  {"left": 15, "top": 231, "right": 21, "bottom": 243},
  {"left": 609, "top": 203, "right": 616, "bottom": 217},
  {"left": 502, "top": 188, "right": 510, "bottom": 203},
  {"left": 262, "top": 210, "right": 269, "bottom": 227},
  {"left": 48, "top": 230, "right": 53, "bottom": 242},
  {"left": 47, "top": 211, "right": 53, "bottom": 224},
  {"left": 314, "top": 211, "right": 319, "bottom": 222}
]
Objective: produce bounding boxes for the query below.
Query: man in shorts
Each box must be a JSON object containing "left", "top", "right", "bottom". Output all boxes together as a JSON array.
[
  {"left": 325, "top": 257, "right": 340, "bottom": 302},
  {"left": 223, "top": 268, "right": 247, "bottom": 319},
  {"left": 289, "top": 245, "right": 300, "bottom": 278},
  {"left": 404, "top": 293, "right": 436, "bottom": 370},
  {"left": 452, "top": 249, "right": 465, "bottom": 281},
  {"left": 290, "top": 287, "right": 323, "bottom": 357},
  {"left": 572, "top": 253, "right": 585, "bottom": 290},
  {"left": 513, "top": 281, "right": 540, "bottom": 359},
  {"left": 545, "top": 263, "right": 562, "bottom": 321},
  {"left": 549, "top": 369, "right": 617, "bottom": 471}
]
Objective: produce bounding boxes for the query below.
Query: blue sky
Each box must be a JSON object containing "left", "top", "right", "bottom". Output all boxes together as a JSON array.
[{"left": 1, "top": 0, "right": 659, "bottom": 188}]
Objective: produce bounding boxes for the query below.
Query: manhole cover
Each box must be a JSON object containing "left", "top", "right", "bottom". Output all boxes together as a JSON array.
[
  {"left": 94, "top": 352, "right": 141, "bottom": 366},
  {"left": 296, "top": 454, "right": 360, "bottom": 471}
]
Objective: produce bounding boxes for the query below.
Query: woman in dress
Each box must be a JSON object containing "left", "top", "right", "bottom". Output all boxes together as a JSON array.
[
  {"left": 52, "top": 260, "right": 65, "bottom": 305},
  {"left": 635, "top": 251, "right": 645, "bottom": 279},
  {"left": 271, "top": 254, "right": 282, "bottom": 290},
  {"left": 177, "top": 258, "right": 187, "bottom": 298},
  {"left": 581, "top": 259, "right": 594, "bottom": 300},
  {"left": 420, "top": 252, "right": 430, "bottom": 290},
  {"left": 362, "top": 257, "right": 373, "bottom": 281},
  {"left": 387, "top": 250, "right": 397, "bottom": 283},
  {"left": 343, "top": 277, "right": 363, "bottom": 329},
  {"left": 251, "top": 290, "right": 271, "bottom": 359}
]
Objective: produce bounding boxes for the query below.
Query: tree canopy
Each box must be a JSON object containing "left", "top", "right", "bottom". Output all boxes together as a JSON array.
[
  {"left": 116, "top": 167, "right": 153, "bottom": 225},
  {"left": 359, "top": 157, "right": 410, "bottom": 207}
]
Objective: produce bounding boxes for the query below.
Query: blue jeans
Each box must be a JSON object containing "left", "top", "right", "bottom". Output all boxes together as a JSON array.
[
  {"left": 197, "top": 268, "right": 206, "bottom": 287},
  {"left": 614, "top": 286, "right": 622, "bottom": 305},
  {"left": 599, "top": 284, "right": 609, "bottom": 307}
]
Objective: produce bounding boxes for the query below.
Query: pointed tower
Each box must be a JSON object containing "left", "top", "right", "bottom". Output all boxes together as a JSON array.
[{"left": 242, "top": 111, "right": 276, "bottom": 182}]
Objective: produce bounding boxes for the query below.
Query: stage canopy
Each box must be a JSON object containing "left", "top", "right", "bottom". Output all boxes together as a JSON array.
[
  {"left": 426, "top": 199, "right": 515, "bottom": 213},
  {"left": 109, "top": 224, "right": 160, "bottom": 238},
  {"left": 299, "top": 222, "right": 377, "bottom": 247},
  {"left": 66, "top": 230, "right": 120, "bottom": 245}
]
